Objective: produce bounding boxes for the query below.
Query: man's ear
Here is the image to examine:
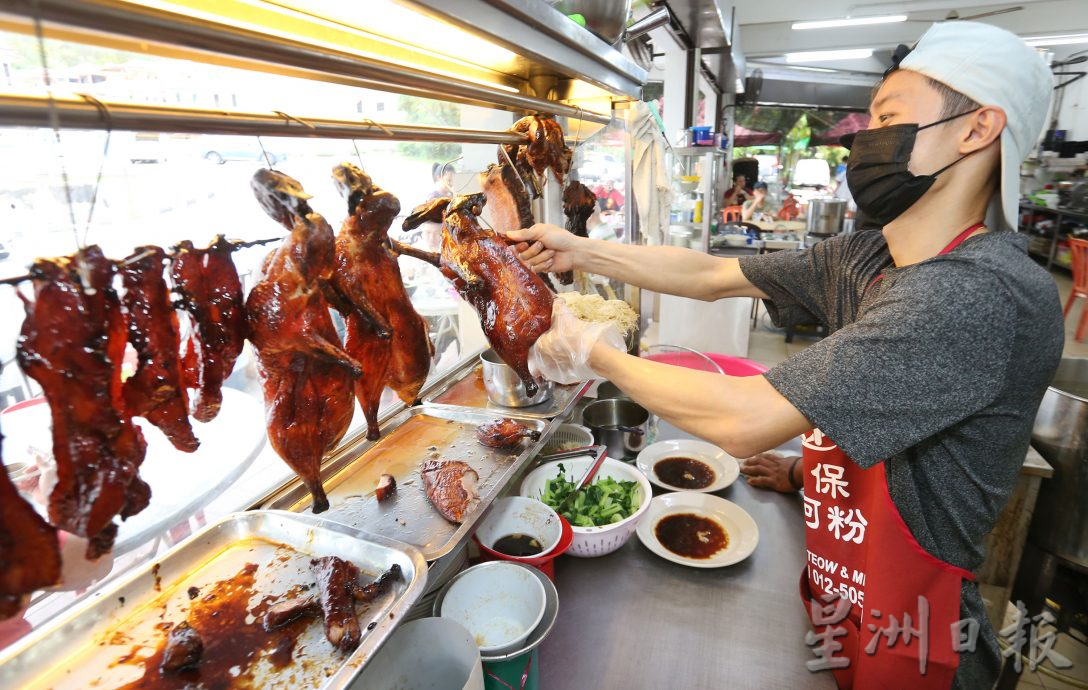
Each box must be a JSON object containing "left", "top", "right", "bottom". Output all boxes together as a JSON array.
[{"left": 960, "top": 105, "right": 1007, "bottom": 154}]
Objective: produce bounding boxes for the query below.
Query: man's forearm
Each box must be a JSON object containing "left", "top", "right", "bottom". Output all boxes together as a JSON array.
[
  {"left": 588, "top": 344, "right": 809, "bottom": 458},
  {"left": 572, "top": 238, "right": 766, "bottom": 301}
]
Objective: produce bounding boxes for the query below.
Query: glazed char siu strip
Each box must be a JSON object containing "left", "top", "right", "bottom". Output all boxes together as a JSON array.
[
  {"left": 0, "top": 423, "right": 61, "bottom": 620},
  {"left": 311, "top": 556, "right": 362, "bottom": 651},
  {"left": 161, "top": 621, "right": 204, "bottom": 673},
  {"left": 171, "top": 235, "right": 247, "bottom": 424},
  {"left": 120, "top": 246, "right": 200, "bottom": 452},
  {"left": 262, "top": 562, "right": 402, "bottom": 633},
  {"left": 16, "top": 247, "right": 149, "bottom": 559}
]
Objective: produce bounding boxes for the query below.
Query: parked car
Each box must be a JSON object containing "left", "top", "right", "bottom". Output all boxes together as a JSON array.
[{"left": 201, "top": 136, "right": 285, "bottom": 165}]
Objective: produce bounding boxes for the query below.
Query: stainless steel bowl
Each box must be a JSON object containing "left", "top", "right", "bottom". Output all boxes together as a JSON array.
[
  {"left": 480, "top": 350, "right": 554, "bottom": 408},
  {"left": 582, "top": 398, "right": 649, "bottom": 461},
  {"left": 552, "top": 0, "right": 632, "bottom": 44}
]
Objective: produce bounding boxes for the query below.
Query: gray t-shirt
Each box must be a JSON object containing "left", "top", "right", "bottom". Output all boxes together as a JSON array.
[{"left": 739, "top": 229, "right": 1063, "bottom": 690}]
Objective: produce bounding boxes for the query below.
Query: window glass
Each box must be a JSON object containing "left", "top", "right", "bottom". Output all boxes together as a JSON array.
[{"left": 0, "top": 30, "right": 519, "bottom": 628}]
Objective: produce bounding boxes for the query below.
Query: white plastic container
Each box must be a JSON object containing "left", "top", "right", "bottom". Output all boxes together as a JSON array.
[
  {"left": 333, "top": 616, "right": 484, "bottom": 690},
  {"left": 519, "top": 456, "right": 652, "bottom": 557},
  {"left": 439, "top": 561, "right": 547, "bottom": 654}
]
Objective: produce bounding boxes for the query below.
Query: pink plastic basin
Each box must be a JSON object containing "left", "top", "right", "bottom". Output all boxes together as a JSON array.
[{"left": 643, "top": 352, "right": 768, "bottom": 377}]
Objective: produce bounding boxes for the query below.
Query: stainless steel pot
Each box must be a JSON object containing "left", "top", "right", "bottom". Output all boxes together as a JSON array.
[
  {"left": 582, "top": 398, "right": 648, "bottom": 461},
  {"left": 480, "top": 350, "right": 554, "bottom": 408},
  {"left": 594, "top": 381, "right": 628, "bottom": 401},
  {"left": 1030, "top": 357, "right": 1088, "bottom": 568},
  {"left": 806, "top": 197, "right": 847, "bottom": 236}
]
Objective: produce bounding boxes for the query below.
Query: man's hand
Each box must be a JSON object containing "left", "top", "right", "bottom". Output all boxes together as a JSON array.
[
  {"left": 741, "top": 451, "right": 801, "bottom": 493},
  {"left": 529, "top": 301, "right": 625, "bottom": 384},
  {"left": 507, "top": 223, "right": 583, "bottom": 274}
]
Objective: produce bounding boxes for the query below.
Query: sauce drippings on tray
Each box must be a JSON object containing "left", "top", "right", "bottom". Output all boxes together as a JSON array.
[
  {"left": 655, "top": 513, "right": 728, "bottom": 559},
  {"left": 114, "top": 563, "right": 311, "bottom": 689},
  {"left": 492, "top": 533, "right": 543, "bottom": 557},
  {"left": 654, "top": 457, "right": 716, "bottom": 489},
  {"left": 434, "top": 366, "right": 488, "bottom": 406}
]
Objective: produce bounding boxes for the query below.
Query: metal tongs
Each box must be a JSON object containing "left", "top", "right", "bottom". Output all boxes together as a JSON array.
[{"left": 538, "top": 445, "right": 608, "bottom": 516}]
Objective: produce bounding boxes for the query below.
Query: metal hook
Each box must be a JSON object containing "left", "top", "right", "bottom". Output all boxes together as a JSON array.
[
  {"left": 499, "top": 143, "right": 533, "bottom": 194},
  {"left": 572, "top": 105, "right": 585, "bottom": 148},
  {"left": 256, "top": 135, "right": 275, "bottom": 169},
  {"left": 273, "top": 110, "right": 317, "bottom": 130},
  {"left": 352, "top": 139, "right": 365, "bottom": 169},
  {"left": 32, "top": 1, "right": 94, "bottom": 294},
  {"left": 361, "top": 118, "right": 394, "bottom": 136},
  {"left": 76, "top": 93, "right": 113, "bottom": 248}
]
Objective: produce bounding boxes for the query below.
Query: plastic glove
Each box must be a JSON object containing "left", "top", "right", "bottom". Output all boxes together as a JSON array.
[{"left": 529, "top": 300, "right": 626, "bottom": 385}]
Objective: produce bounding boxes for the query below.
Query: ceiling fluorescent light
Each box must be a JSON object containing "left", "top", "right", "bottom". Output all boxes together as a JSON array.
[
  {"left": 792, "top": 15, "right": 907, "bottom": 30},
  {"left": 786, "top": 49, "right": 873, "bottom": 63},
  {"left": 1024, "top": 34, "right": 1088, "bottom": 47}
]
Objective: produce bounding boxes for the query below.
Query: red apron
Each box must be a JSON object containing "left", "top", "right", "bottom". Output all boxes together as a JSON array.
[{"left": 799, "top": 224, "right": 982, "bottom": 689}]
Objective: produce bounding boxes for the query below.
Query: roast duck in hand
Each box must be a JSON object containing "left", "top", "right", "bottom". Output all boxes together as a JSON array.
[
  {"left": 247, "top": 169, "right": 381, "bottom": 513},
  {"left": 331, "top": 162, "right": 432, "bottom": 441},
  {"left": 402, "top": 193, "right": 553, "bottom": 396}
]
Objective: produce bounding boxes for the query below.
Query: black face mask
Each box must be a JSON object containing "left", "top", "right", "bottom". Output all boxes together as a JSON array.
[{"left": 841, "top": 109, "right": 979, "bottom": 226}]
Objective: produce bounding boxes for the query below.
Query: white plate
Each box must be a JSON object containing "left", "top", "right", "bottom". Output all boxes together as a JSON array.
[
  {"left": 636, "top": 492, "right": 759, "bottom": 568},
  {"left": 635, "top": 439, "right": 739, "bottom": 493}
]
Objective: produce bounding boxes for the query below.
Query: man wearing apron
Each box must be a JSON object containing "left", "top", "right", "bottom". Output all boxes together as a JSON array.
[{"left": 511, "top": 22, "right": 1062, "bottom": 690}]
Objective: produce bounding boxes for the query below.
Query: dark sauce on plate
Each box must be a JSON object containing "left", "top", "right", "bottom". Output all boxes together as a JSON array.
[
  {"left": 655, "top": 513, "right": 728, "bottom": 559},
  {"left": 492, "top": 533, "right": 543, "bottom": 557},
  {"left": 654, "top": 457, "right": 715, "bottom": 489},
  {"left": 113, "top": 563, "right": 310, "bottom": 689}
]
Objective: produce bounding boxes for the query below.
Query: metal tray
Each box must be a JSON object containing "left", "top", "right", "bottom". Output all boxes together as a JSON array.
[
  {"left": 259, "top": 407, "right": 551, "bottom": 561},
  {"left": 0, "top": 511, "right": 426, "bottom": 690},
  {"left": 421, "top": 356, "right": 590, "bottom": 420}
]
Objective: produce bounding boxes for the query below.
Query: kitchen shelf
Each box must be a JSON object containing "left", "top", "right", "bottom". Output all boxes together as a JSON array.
[
  {"left": 1018, "top": 203, "right": 1088, "bottom": 271},
  {"left": 670, "top": 148, "right": 727, "bottom": 253},
  {"left": 673, "top": 146, "right": 726, "bottom": 157}
]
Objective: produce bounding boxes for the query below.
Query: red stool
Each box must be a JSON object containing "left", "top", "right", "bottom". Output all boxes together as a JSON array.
[
  {"left": 722, "top": 205, "right": 743, "bottom": 223},
  {"left": 1064, "top": 238, "right": 1088, "bottom": 342}
]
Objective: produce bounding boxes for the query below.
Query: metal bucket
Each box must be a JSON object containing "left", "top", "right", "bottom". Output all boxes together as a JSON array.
[
  {"left": 582, "top": 398, "right": 649, "bottom": 461},
  {"left": 1029, "top": 357, "right": 1088, "bottom": 568},
  {"left": 805, "top": 197, "right": 847, "bottom": 236},
  {"left": 480, "top": 350, "right": 554, "bottom": 408}
]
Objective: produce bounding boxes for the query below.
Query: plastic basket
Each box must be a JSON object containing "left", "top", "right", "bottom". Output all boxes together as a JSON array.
[{"left": 540, "top": 424, "right": 595, "bottom": 454}]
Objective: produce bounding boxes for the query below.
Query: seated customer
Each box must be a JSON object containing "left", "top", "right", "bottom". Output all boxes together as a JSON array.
[{"left": 741, "top": 182, "right": 768, "bottom": 222}]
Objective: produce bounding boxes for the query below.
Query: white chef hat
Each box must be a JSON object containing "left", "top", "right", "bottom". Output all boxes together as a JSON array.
[{"left": 898, "top": 21, "right": 1053, "bottom": 230}]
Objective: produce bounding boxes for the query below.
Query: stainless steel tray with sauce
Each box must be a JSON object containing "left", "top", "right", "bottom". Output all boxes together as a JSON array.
[
  {"left": 0, "top": 511, "right": 426, "bottom": 690},
  {"left": 259, "top": 406, "right": 550, "bottom": 561},
  {"left": 420, "top": 356, "right": 590, "bottom": 420}
]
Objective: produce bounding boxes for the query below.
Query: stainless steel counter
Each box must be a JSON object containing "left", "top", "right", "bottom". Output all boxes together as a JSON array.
[{"left": 539, "top": 422, "right": 836, "bottom": 689}]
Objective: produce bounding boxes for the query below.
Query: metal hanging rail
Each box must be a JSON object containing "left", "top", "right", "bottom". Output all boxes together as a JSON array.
[
  {"left": 0, "top": 94, "right": 529, "bottom": 144},
  {"left": 0, "top": 0, "right": 613, "bottom": 125}
]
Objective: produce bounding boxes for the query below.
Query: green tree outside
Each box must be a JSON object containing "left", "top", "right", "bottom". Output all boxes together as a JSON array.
[{"left": 395, "top": 94, "right": 462, "bottom": 162}]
